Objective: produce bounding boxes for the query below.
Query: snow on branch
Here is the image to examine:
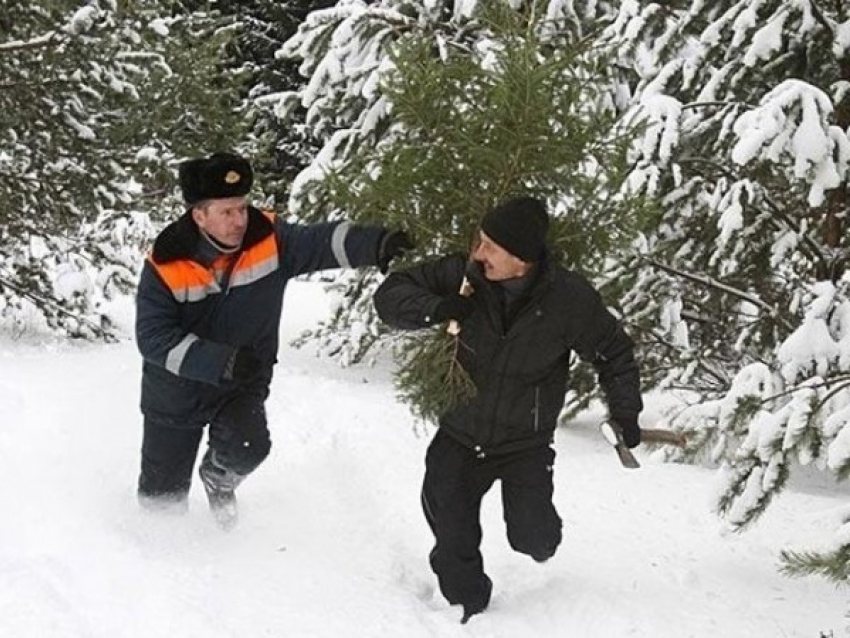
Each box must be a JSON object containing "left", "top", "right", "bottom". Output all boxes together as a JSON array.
[
  {"left": 731, "top": 80, "right": 850, "bottom": 207},
  {"left": 0, "top": 32, "right": 62, "bottom": 54},
  {"left": 644, "top": 257, "right": 789, "bottom": 328}
]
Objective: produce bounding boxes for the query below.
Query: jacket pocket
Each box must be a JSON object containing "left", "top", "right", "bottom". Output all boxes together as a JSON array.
[
  {"left": 532, "top": 381, "right": 564, "bottom": 435},
  {"left": 141, "top": 365, "right": 208, "bottom": 426}
]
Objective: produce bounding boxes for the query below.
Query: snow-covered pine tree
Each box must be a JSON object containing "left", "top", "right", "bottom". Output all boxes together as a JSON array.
[
  {"left": 181, "top": 0, "right": 338, "bottom": 205},
  {"left": 0, "top": 0, "right": 245, "bottom": 338},
  {"left": 276, "top": 0, "right": 650, "bottom": 395},
  {"left": 603, "top": 1, "right": 850, "bottom": 583}
]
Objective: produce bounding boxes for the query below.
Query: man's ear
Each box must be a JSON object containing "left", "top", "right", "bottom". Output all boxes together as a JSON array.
[
  {"left": 191, "top": 206, "right": 204, "bottom": 228},
  {"left": 468, "top": 231, "right": 481, "bottom": 256}
]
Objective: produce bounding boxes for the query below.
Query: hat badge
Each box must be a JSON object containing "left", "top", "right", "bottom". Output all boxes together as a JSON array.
[{"left": 224, "top": 170, "right": 241, "bottom": 185}]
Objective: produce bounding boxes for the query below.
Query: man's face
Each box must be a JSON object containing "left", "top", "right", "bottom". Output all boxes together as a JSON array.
[
  {"left": 192, "top": 196, "right": 248, "bottom": 248},
  {"left": 471, "top": 231, "right": 532, "bottom": 281}
]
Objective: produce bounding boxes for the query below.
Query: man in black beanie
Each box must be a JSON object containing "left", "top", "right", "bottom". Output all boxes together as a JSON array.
[
  {"left": 135, "top": 152, "right": 413, "bottom": 529},
  {"left": 374, "top": 195, "right": 642, "bottom": 622}
]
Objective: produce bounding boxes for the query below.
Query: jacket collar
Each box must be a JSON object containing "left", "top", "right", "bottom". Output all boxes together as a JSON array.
[
  {"left": 465, "top": 250, "right": 553, "bottom": 335},
  {"left": 465, "top": 248, "right": 552, "bottom": 292},
  {"left": 151, "top": 205, "right": 274, "bottom": 264}
]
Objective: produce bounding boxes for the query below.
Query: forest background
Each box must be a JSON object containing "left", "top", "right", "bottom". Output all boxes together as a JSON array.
[{"left": 1, "top": 0, "right": 848, "bottom": 601}]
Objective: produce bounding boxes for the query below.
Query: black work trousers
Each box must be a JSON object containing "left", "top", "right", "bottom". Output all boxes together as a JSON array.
[
  {"left": 138, "top": 391, "right": 272, "bottom": 503},
  {"left": 421, "top": 429, "right": 562, "bottom": 609}
]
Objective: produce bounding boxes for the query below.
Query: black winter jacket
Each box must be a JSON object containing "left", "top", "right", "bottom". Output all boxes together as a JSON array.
[
  {"left": 136, "top": 206, "right": 384, "bottom": 426},
  {"left": 374, "top": 254, "right": 643, "bottom": 455}
]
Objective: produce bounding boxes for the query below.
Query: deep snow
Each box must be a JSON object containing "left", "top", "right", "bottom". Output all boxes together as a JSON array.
[{"left": 0, "top": 280, "right": 846, "bottom": 637}]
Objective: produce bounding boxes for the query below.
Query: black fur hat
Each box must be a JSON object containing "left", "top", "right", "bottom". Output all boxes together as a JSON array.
[
  {"left": 178, "top": 152, "right": 253, "bottom": 206},
  {"left": 480, "top": 196, "right": 549, "bottom": 262}
]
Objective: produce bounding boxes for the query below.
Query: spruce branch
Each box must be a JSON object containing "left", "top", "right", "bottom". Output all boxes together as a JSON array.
[
  {"left": 729, "top": 375, "right": 850, "bottom": 410},
  {"left": 780, "top": 545, "right": 850, "bottom": 584},
  {"left": 806, "top": 0, "right": 835, "bottom": 34},
  {"left": 395, "top": 330, "right": 477, "bottom": 423},
  {"left": 0, "top": 31, "right": 62, "bottom": 54},
  {"left": 680, "top": 100, "right": 756, "bottom": 111},
  {"left": 644, "top": 257, "right": 792, "bottom": 329},
  {"left": 0, "top": 275, "right": 116, "bottom": 341},
  {"left": 678, "top": 150, "right": 832, "bottom": 271}
]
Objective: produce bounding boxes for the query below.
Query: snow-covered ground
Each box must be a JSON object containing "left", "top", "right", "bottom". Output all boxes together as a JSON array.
[{"left": 0, "top": 280, "right": 846, "bottom": 637}]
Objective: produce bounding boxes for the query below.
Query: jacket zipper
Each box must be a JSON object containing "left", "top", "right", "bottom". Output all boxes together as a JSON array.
[
  {"left": 533, "top": 386, "right": 540, "bottom": 433},
  {"left": 481, "top": 339, "right": 507, "bottom": 452},
  {"left": 470, "top": 266, "right": 549, "bottom": 447}
]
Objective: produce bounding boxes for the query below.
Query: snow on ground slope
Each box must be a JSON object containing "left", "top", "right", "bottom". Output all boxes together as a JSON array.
[{"left": 0, "top": 280, "right": 846, "bottom": 637}]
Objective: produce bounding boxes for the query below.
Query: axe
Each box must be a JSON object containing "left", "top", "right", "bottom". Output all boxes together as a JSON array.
[{"left": 599, "top": 421, "right": 686, "bottom": 469}]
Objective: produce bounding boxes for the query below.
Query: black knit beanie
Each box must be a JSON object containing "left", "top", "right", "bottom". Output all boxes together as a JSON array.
[
  {"left": 178, "top": 152, "right": 253, "bottom": 206},
  {"left": 480, "top": 196, "right": 549, "bottom": 262}
]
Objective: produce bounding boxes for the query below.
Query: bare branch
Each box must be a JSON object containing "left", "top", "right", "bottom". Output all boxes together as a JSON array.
[
  {"left": 644, "top": 257, "right": 793, "bottom": 330},
  {"left": 0, "top": 31, "right": 63, "bottom": 54}
]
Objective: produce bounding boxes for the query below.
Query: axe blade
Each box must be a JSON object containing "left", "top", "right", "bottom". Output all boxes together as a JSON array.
[{"left": 599, "top": 421, "right": 641, "bottom": 469}]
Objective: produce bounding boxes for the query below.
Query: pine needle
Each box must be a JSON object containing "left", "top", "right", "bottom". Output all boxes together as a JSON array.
[{"left": 395, "top": 330, "right": 477, "bottom": 423}]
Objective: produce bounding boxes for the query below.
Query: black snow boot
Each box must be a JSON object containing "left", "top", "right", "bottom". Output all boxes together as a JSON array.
[
  {"left": 460, "top": 575, "right": 493, "bottom": 624},
  {"left": 199, "top": 451, "right": 244, "bottom": 531}
]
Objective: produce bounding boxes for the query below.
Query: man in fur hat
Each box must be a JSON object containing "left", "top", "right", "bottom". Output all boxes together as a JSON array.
[
  {"left": 135, "top": 152, "right": 412, "bottom": 529},
  {"left": 374, "top": 196, "right": 642, "bottom": 622}
]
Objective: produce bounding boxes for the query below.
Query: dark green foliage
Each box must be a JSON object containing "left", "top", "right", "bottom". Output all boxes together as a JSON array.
[
  {"left": 325, "top": 5, "right": 646, "bottom": 274},
  {"left": 714, "top": 453, "right": 791, "bottom": 531},
  {"left": 780, "top": 544, "right": 850, "bottom": 586},
  {"left": 605, "top": 1, "right": 850, "bottom": 399},
  {"left": 286, "top": 1, "right": 651, "bottom": 414},
  {"left": 0, "top": 1, "right": 245, "bottom": 337},
  {"left": 395, "top": 329, "right": 476, "bottom": 423},
  {"left": 202, "top": 0, "right": 338, "bottom": 204}
]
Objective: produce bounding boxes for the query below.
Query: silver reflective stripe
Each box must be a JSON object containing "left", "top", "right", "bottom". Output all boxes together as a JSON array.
[
  {"left": 172, "top": 282, "right": 220, "bottom": 303},
  {"left": 331, "top": 221, "right": 353, "bottom": 268},
  {"left": 165, "top": 333, "right": 199, "bottom": 375},
  {"left": 229, "top": 254, "right": 279, "bottom": 288}
]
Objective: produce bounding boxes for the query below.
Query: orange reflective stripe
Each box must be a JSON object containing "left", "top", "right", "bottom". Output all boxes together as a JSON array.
[
  {"left": 147, "top": 227, "right": 281, "bottom": 302},
  {"left": 210, "top": 254, "right": 233, "bottom": 282},
  {"left": 148, "top": 256, "right": 219, "bottom": 303},
  {"left": 262, "top": 210, "right": 286, "bottom": 256},
  {"left": 149, "top": 256, "right": 215, "bottom": 290},
  {"left": 234, "top": 232, "right": 277, "bottom": 272},
  {"left": 230, "top": 233, "right": 280, "bottom": 288}
]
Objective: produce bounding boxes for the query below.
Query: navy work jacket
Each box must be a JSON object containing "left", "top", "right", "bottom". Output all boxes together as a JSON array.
[{"left": 136, "top": 206, "right": 383, "bottom": 425}]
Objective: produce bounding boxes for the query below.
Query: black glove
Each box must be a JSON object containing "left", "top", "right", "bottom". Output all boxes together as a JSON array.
[
  {"left": 223, "top": 347, "right": 262, "bottom": 383},
  {"left": 432, "top": 294, "right": 476, "bottom": 323},
  {"left": 377, "top": 230, "right": 415, "bottom": 274},
  {"left": 614, "top": 415, "right": 641, "bottom": 449}
]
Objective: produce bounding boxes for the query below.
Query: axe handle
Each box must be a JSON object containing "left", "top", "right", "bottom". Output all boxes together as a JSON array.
[
  {"left": 640, "top": 428, "right": 686, "bottom": 447},
  {"left": 446, "top": 277, "right": 473, "bottom": 337},
  {"left": 599, "top": 424, "right": 686, "bottom": 469}
]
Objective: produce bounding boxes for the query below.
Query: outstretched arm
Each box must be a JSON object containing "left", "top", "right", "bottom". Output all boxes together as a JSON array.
[{"left": 277, "top": 220, "right": 386, "bottom": 277}]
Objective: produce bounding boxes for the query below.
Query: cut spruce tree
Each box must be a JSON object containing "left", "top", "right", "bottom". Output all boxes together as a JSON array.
[{"left": 278, "top": 0, "right": 652, "bottom": 418}]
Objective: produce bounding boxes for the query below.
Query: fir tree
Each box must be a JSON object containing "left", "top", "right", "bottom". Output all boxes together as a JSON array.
[
  {"left": 277, "top": 0, "right": 650, "bottom": 417},
  {"left": 182, "top": 0, "right": 337, "bottom": 205},
  {"left": 0, "top": 0, "right": 246, "bottom": 338},
  {"left": 781, "top": 540, "right": 850, "bottom": 586},
  {"left": 603, "top": 0, "right": 850, "bottom": 585}
]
